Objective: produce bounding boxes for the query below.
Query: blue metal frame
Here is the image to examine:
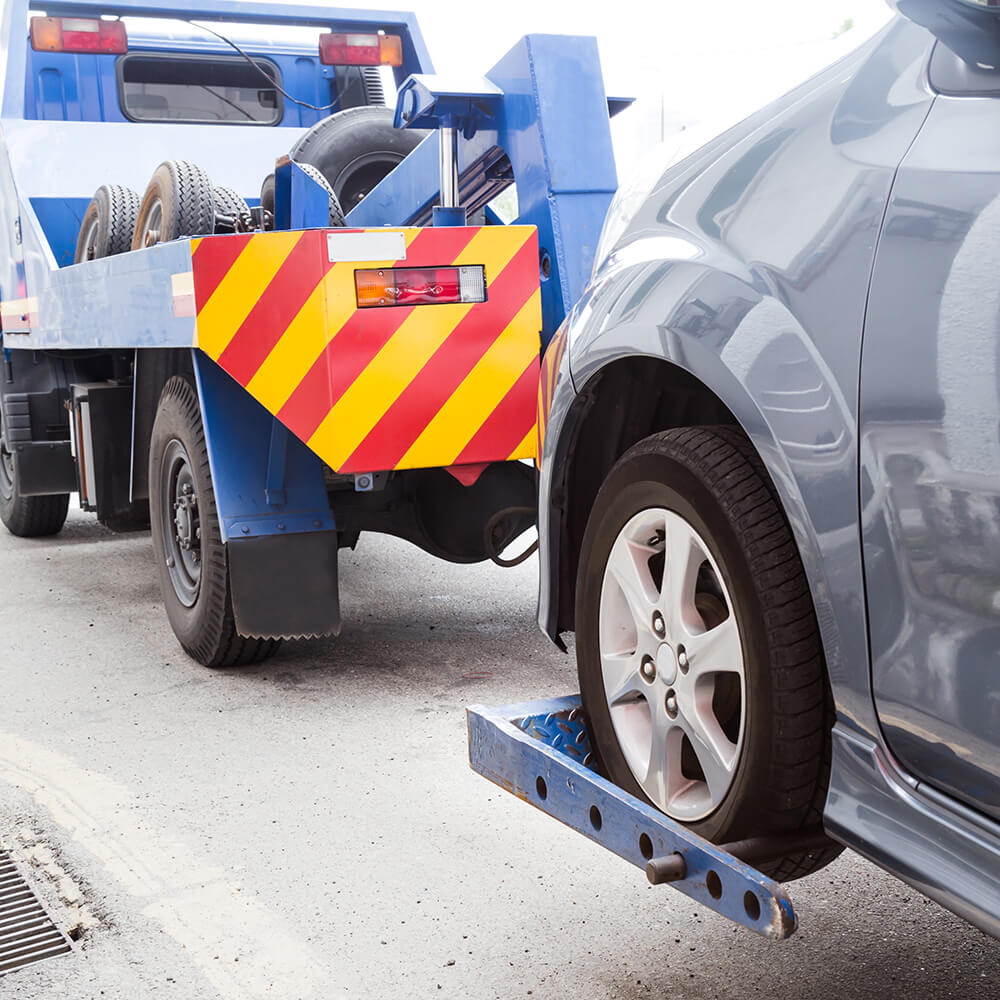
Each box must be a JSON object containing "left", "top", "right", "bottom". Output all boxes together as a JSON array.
[
  {"left": 347, "top": 34, "right": 621, "bottom": 347},
  {"left": 191, "top": 350, "right": 334, "bottom": 542},
  {"left": 468, "top": 696, "right": 800, "bottom": 940}
]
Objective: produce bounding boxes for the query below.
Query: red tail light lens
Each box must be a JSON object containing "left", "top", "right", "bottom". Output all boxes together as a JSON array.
[
  {"left": 319, "top": 32, "right": 403, "bottom": 67},
  {"left": 355, "top": 266, "right": 487, "bottom": 308},
  {"left": 30, "top": 16, "right": 128, "bottom": 54}
]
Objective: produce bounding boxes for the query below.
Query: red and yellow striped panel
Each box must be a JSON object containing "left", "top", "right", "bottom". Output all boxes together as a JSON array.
[{"left": 190, "top": 227, "right": 542, "bottom": 474}]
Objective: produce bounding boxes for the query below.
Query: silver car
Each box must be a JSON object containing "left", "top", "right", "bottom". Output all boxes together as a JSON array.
[{"left": 537, "top": 0, "right": 1000, "bottom": 934}]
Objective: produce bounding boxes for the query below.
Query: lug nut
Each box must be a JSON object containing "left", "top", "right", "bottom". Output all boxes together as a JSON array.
[
  {"left": 665, "top": 691, "right": 678, "bottom": 718},
  {"left": 652, "top": 611, "right": 666, "bottom": 638},
  {"left": 640, "top": 656, "right": 656, "bottom": 683},
  {"left": 678, "top": 647, "right": 689, "bottom": 673}
]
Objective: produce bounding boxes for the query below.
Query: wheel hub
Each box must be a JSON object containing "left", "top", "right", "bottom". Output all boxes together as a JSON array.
[
  {"left": 160, "top": 439, "right": 202, "bottom": 607},
  {"left": 655, "top": 643, "right": 678, "bottom": 686},
  {"left": 598, "top": 506, "right": 747, "bottom": 822}
]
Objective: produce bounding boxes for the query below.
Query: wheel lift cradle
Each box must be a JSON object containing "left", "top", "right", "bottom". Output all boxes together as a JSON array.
[
  {"left": 0, "top": 0, "right": 621, "bottom": 638},
  {"left": 468, "top": 697, "right": 834, "bottom": 939}
]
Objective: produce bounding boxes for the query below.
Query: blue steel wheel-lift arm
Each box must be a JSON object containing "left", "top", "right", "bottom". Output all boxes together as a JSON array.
[{"left": 468, "top": 697, "right": 831, "bottom": 939}]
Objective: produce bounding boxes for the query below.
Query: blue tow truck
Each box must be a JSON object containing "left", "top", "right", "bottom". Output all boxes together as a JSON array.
[{"left": 0, "top": 0, "right": 843, "bottom": 942}]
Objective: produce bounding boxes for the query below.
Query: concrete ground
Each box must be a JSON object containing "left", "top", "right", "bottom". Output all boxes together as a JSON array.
[{"left": 0, "top": 507, "right": 998, "bottom": 1000}]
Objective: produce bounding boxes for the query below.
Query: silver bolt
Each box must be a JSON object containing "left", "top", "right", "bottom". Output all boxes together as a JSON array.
[
  {"left": 640, "top": 656, "right": 656, "bottom": 683},
  {"left": 165, "top": 557, "right": 174, "bottom": 568},
  {"left": 665, "top": 691, "right": 678, "bottom": 718},
  {"left": 678, "top": 648, "right": 689, "bottom": 673},
  {"left": 652, "top": 611, "right": 666, "bottom": 638},
  {"left": 277, "top": 522, "right": 286, "bottom": 531},
  {"left": 241, "top": 525, "right": 250, "bottom": 534}
]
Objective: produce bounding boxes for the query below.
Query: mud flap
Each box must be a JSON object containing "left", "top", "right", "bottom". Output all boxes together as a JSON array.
[{"left": 228, "top": 531, "right": 341, "bottom": 640}]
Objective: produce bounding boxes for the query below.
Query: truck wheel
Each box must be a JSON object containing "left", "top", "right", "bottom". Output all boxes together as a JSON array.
[
  {"left": 212, "top": 186, "right": 250, "bottom": 234},
  {"left": 576, "top": 426, "right": 840, "bottom": 882},
  {"left": 74, "top": 184, "right": 140, "bottom": 262},
  {"left": 132, "top": 161, "right": 216, "bottom": 250},
  {"left": 0, "top": 405, "right": 68, "bottom": 537},
  {"left": 259, "top": 163, "right": 347, "bottom": 227},
  {"left": 149, "top": 376, "right": 280, "bottom": 667},
  {"left": 288, "top": 106, "right": 427, "bottom": 211}
]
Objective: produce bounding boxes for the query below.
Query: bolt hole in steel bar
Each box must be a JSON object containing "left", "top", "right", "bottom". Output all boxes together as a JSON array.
[
  {"left": 638, "top": 832, "right": 654, "bottom": 860},
  {"left": 706, "top": 869, "right": 723, "bottom": 900},
  {"left": 589, "top": 805, "right": 602, "bottom": 831},
  {"left": 535, "top": 775, "right": 547, "bottom": 800}
]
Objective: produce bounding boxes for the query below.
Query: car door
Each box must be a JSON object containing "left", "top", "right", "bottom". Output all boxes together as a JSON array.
[{"left": 859, "top": 43, "right": 1000, "bottom": 821}]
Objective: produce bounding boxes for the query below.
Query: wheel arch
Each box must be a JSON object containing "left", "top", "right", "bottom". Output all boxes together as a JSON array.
[{"left": 544, "top": 350, "right": 840, "bottom": 690}]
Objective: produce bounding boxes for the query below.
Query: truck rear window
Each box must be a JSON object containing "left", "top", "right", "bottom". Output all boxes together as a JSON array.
[{"left": 118, "top": 53, "right": 282, "bottom": 125}]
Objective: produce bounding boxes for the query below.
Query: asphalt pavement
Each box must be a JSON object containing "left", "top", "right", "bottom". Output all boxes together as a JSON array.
[{"left": 1, "top": 507, "right": 998, "bottom": 999}]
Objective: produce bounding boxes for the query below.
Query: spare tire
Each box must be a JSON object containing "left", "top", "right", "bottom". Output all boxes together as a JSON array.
[
  {"left": 74, "top": 184, "right": 140, "bottom": 263},
  {"left": 132, "top": 160, "right": 216, "bottom": 250},
  {"left": 212, "top": 186, "right": 250, "bottom": 234},
  {"left": 288, "top": 106, "right": 428, "bottom": 213},
  {"left": 259, "top": 163, "right": 348, "bottom": 227}
]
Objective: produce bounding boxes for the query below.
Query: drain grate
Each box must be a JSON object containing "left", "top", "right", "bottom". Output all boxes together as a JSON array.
[{"left": 0, "top": 849, "right": 72, "bottom": 976}]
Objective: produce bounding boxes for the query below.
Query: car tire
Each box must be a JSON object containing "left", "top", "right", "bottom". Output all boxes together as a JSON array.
[
  {"left": 149, "top": 376, "right": 280, "bottom": 667},
  {"left": 576, "top": 425, "right": 840, "bottom": 881},
  {"left": 288, "top": 106, "right": 427, "bottom": 212},
  {"left": 132, "top": 161, "right": 216, "bottom": 250},
  {"left": 74, "top": 184, "right": 141, "bottom": 262}
]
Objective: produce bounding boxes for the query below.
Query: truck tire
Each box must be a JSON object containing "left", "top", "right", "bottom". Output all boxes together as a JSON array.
[
  {"left": 0, "top": 406, "right": 68, "bottom": 537},
  {"left": 212, "top": 186, "right": 250, "bottom": 234},
  {"left": 74, "top": 184, "right": 140, "bottom": 262},
  {"left": 259, "top": 163, "right": 347, "bottom": 227},
  {"left": 132, "top": 161, "right": 216, "bottom": 250},
  {"left": 576, "top": 426, "right": 840, "bottom": 882},
  {"left": 149, "top": 376, "right": 280, "bottom": 667},
  {"left": 288, "top": 106, "right": 427, "bottom": 212}
]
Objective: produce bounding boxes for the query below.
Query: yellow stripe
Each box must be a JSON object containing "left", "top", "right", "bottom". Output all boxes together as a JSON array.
[
  {"left": 247, "top": 230, "right": 423, "bottom": 414},
  {"left": 308, "top": 227, "right": 535, "bottom": 470},
  {"left": 195, "top": 231, "right": 304, "bottom": 359},
  {"left": 191, "top": 238, "right": 203, "bottom": 254},
  {"left": 508, "top": 425, "right": 537, "bottom": 461},
  {"left": 398, "top": 288, "right": 541, "bottom": 469}
]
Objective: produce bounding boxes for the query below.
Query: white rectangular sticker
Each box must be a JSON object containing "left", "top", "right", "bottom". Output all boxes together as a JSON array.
[{"left": 327, "top": 231, "right": 406, "bottom": 264}]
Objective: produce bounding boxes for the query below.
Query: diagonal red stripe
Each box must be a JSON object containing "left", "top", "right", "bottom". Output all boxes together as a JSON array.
[
  {"left": 192, "top": 234, "right": 254, "bottom": 309},
  {"left": 217, "top": 235, "right": 323, "bottom": 385},
  {"left": 453, "top": 357, "right": 539, "bottom": 465},
  {"left": 276, "top": 226, "right": 482, "bottom": 444},
  {"left": 340, "top": 235, "right": 538, "bottom": 472}
]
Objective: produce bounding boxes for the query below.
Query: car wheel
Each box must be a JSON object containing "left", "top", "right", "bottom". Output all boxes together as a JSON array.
[
  {"left": 132, "top": 161, "right": 215, "bottom": 250},
  {"left": 576, "top": 425, "right": 840, "bottom": 881},
  {"left": 149, "top": 376, "right": 280, "bottom": 667}
]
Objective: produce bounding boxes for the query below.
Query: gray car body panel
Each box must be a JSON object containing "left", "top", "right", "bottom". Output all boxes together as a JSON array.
[{"left": 538, "top": 15, "right": 1000, "bottom": 934}]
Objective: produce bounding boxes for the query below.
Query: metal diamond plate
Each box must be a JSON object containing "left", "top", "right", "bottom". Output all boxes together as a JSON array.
[{"left": 516, "top": 706, "right": 593, "bottom": 765}]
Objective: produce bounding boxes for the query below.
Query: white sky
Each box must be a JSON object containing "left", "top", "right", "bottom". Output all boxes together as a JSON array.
[{"left": 381, "top": 0, "right": 894, "bottom": 180}]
